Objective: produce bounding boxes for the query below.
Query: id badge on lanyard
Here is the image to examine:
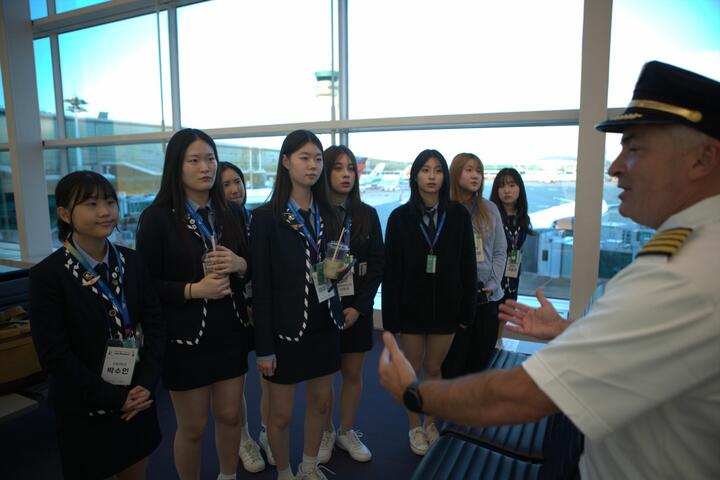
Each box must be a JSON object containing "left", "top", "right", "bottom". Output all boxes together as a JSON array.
[
  {"left": 101, "top": 338, "right": 138, "bottom": 386},
  {"left": 420, "top": 212, "right": 446, "bottom": 275},
  {"left": 474, "top": 232, "right": 485, "bottom": 262},
  {"left": 311, "top": 270, "right": 336, "bottom": 303},
  {"left": 337, "top": 266, "right": 355, "bottom": 297},
  {"left": 505, "top": 249, "right": 522, "bottom": 278}
]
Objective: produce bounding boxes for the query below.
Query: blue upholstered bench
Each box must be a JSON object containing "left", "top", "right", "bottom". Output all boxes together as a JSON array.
[{"left": 411, "top": 433, "right": 540, "bottom": 480}]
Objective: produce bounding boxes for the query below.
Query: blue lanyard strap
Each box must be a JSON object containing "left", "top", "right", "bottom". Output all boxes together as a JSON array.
[
  {"left": 344, "top": 213, "right": 352, "bottom": 245},
  {"left": 185, "top": 203, "right": 217, "bottom": 246},
  {"left": 64, "top": 240, "right": 132, "bottom": 335},
  {"left": 418, "top": 211, "right": 446, "bottom": 253},
  {"left": 287, "top": 201, "right": 322, "bottom": 255}
]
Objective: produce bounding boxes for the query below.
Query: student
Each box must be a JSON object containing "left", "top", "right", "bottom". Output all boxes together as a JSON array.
[
  {"left": 382, "top": 149, "right": 476, "bottom": 455},
  {"left": 251, "top": 130, "right": 343, "bottom": 480},
  {"left": 136, "top": 129, "right": 250, "bottom": 480},
  {"left": 219, "top": 161, "right": 267, "bottom": 472},
  {"left": 444, "top": 153, "right": 507, "bottom": 372},
  {"left": 30, "top": 171, "right": 164, "bottom": 480},
  {"left": 320, "top": 145, "right": 384, "bottom": 463},
  {"left": 489, "top": 167, "right": 534, "bottom": 307}
]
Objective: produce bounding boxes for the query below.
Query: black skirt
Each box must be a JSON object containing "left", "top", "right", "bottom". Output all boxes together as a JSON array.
[
  {"left": 266, "top": 287, "right": 340, "bottom": 385},
  {"left": 163, "top": 296, "right": 248, "bottom": 391},
  {"left": 56, "top": 404, "right": 161, "bottom": 480},
  {"left": 340, "top": 311, "right": 373, "bottom": 353}
]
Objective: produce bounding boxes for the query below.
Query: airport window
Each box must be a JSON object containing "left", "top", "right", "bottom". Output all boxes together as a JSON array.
[
  {"left": 177, "top": 0, "right": 336, "bottom": 129},
  {"left": 34, "top": 37, "right": 57, "bottom": 140},
  {"left": 29, "top": 0, "right": 48, "bottom": 19},
  {"left": 348, "top": 0, "right": 584, "bottom": 119},
  {"left": 56, "top": 0, "right": 110, "bottom": 14},
  {"left": 0, "top": 151, "right": 19, "bottom": 250},
  {"left": 349, "top": 126, "right": 579, "bottom": 300},
  {"left": 58, "top": 12, "right": 171, "bottom": 139},
  {"left": 608, "top": 0, "right": 720, "bottom": 108}
]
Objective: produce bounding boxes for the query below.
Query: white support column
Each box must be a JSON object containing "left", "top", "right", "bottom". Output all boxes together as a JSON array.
[
  {"left": 568, "top": 0, "right": 613, "bottom": 319},
  {"left": 167, "top": 4, "right": 181, "bottom": 131},
  {"left": 338, "top": 0, "right": 349, "bottom": 146},
  {"left": 0, "top": 0, "right": 53, "bottom": 259}
]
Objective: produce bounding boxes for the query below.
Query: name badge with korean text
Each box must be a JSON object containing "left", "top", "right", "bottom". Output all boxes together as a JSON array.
[
  {"left": 338, "top": 267, "right": 355, "bottom": 297},
  {"left": 311, "top": 271, "right": 336, "bottom": 303},
  {"left": 505, "top": 250, "right": 522, "bottom": 278},
  {"left": 474, "top": 232, "right": 485, "bottom": 262},
  {"left": 101, "top": 344, "right": 138, "bottom": 386}
]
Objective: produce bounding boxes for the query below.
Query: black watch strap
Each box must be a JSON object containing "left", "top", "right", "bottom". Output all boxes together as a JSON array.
[{"left": 403, "top": 381, "right": 424, "bottom": 414}]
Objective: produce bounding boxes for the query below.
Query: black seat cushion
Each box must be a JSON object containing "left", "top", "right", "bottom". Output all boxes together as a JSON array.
[{"left": 412, "top": 433, "right": 540, "bottom": 480}]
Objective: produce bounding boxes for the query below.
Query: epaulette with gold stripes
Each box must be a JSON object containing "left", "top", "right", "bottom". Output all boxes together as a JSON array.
[{"left": 636, "top": 227, "right": 693, "bottom": 258}]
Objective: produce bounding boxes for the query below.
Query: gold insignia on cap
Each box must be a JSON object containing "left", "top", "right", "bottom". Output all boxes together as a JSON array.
[
  {"left": 629, "top": 99, "right": 702, "bottom": 123},
  {"left": 637, "top": 227, "right": 693, "bottom": 258},
  {"left": 611, "top": 113, "right": 644, "bottom": 121}
]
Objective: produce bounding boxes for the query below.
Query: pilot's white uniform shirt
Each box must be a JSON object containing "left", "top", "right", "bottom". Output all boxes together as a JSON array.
[{"left": 523, "top": 195, "right": 720, "bottom": 480}]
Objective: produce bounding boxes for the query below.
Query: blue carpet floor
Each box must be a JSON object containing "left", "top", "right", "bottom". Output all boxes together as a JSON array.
[{"left": 2, "top": 330, "right": 423, "bottom": 479}]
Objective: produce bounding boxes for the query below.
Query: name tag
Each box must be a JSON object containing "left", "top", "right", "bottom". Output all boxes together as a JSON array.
[
  {"left": 338, "top": 267, "right": 355, "bottom": 297},
  {"left": 426, "top": 254, "right": 437, "bottom": 274},
  {"left": 505, "top": 250, "right": 522, "bottom": 278},
  {"left": 101, "top": 345, "right": 138, "bottom": 386},
  {"left": 311, "top": 271, "right": 336, "bottom": 303},
  {"left": 358, "top": 262, "right": 367, "bottom": 277},
  {"left": 474, "top": 232, "right": 485, "bottom": 262}
]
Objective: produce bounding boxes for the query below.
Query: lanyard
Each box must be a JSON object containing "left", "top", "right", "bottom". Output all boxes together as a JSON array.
[
  {"left": 418, "top": 211, "right": 446, "bottom": 254},
  {"left": 244, "top": 207, "right": 252, "bottom": 241},
  {"left": 504, "top": 217, "right": 520, "bottom": 249},
  {"left": 343, "top": 213, "right": 352, "bottom": 245},
  {"left": 64, "top": 240, "right": 132, "bottom": 336},
  {"left": 287, "top": 201, "right": 321, "bottom": 255},
  {"left": 185, "top": 203, "right": 217, "bottom": 247}
]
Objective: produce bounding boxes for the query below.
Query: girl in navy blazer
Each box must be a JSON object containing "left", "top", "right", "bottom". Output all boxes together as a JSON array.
[
  {"left": 382, "top": 150, "right": 477, "bottom": 456},
  {"left": 136, "top": 129, "right": 249, "bottom": 480},
  {"left": 250, "top": 130, "right": 342, "bottom": 480},
  {"left": 30, "top": 171, "right": 164, "bottom": 480},
  {"left": 319, "top": 145, "right": 384, "bottom": 463}
]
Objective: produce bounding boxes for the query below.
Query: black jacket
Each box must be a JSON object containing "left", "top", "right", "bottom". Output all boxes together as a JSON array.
[
  {"left": 382, "top": 201, "right": 476, "bottom": 334},
  {"left": 135, "top": 204, "right": 248, "bottom": 344},
  {"left": 340, "top": 204, "right": 384, "bottom": 316},
  {"left": 250, "top": 205, "right": 341, "bottom": 357},
  {"left": 29, "top": 245, "right": 164, "bottom": 415}
]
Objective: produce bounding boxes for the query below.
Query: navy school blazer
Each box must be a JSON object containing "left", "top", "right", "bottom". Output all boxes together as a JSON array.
[{"left": 29, "top": 245, "right": 165, "bottom": 415}]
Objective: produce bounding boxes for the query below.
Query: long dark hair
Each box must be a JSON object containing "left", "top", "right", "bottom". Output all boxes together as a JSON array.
[
  {"left": 323, "top": 145, "right": 371, "bottom": 241},
  {"left": 489, "top": 167, "right": 534, "bottom": 235},
  {"left": 55, "top": 171, "right": 118, "bottom": 241},
  {"left": 219, "top": 161, "right": 246, "bottom": 207},
  {"left": 265, "top": 130, "right": 339, "bottom": 238},
  {"left": 408, "top": 149, "right": 450, "bottom": 216},
  {"left": 141, "top": 128, "right": 244, "bottom": 252}
]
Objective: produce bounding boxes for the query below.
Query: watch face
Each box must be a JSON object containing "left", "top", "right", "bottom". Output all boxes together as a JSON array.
[{"left": 403, "top": 382, "right": 423, "bottom": 413}]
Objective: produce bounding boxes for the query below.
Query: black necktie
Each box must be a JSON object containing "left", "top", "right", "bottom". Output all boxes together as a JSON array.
[
  {"left": 198, "top": 206, "right": 211, "bottom": 228},
  {"left": 336, "top": 205, "right": 346, "bottom": 223},
  {"left": 299, "top": 209, "right": 314, "bottom": 235},
  {"left": 94, "top": 262, "right": 109, "bottom": 282},
  {"left": 425, "top": 208, "right": 436, "bottom": 240}
]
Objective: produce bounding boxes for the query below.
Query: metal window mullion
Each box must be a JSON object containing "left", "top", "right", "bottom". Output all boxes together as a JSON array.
[
  {"left": 49, "top": 31, "right": 69, "bottom": 174},
  {"left": 338, "top": 0, "right": 348, "bottom": 145},
  {"left": 167, "top": 3, "right": 181, "bottom": 131},
  {"left": 568, "top": 0, "right": 613, "bottom": 319}
]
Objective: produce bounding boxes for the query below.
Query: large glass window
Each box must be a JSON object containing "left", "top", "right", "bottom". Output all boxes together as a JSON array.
[
  {"left": 348, "top": 0, "right": 584, "bottom": 119},
  {"left": 0, "top": 151, "right": 19, "bottom": 255},
  {"left": 29, "top": 0, "right": 48, "bottom": 19},
  {"left": 177, "top": 0, "right": 336, "bottom": 129},
  {"left": 608, "top": 0, "right": 720, "bottom": 107},
  {"left": 0, "top": 66, "right": 7, "bottom": 143},
  {"left": 58, "top": 12, "right": 171, "bottom": 138},
  {"left": 34, "top": 37, "right": 57, "bottom": 140},
  {"left": 56, "top": 0, "right": 109, "bottom": 14},
  {"left": 600, "top": 0, "right": 720, "bottom": 280},
  {"left": 349, "top": 126, "right": 578, "bottom": 300}
]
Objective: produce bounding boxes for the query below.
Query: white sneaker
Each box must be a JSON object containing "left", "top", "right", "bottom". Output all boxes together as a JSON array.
[
  {"left": 336, "top": 429, "right": 372, "bottom": 462},
  {"left": 258, "top": 428, "right": 276, "bottom": 466},
  {"left": 408, "top": 426, "right": 429, "bottom": 456},
  {"left": 318, "top": 429, "right": 336, "bottom": 464},
  {"left": 424, "top": 423, "right": 439, "bottom": 446},
  {"left": 295, "top": 464, "right": 329, "bottom": 480},
  {"left": 239, "top": 438, "right": 266, "bottom": 473}
]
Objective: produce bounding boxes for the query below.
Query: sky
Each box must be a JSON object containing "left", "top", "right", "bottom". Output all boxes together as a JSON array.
[{"left": 6, "top": 0, "right": 720, "bottom": 164}]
